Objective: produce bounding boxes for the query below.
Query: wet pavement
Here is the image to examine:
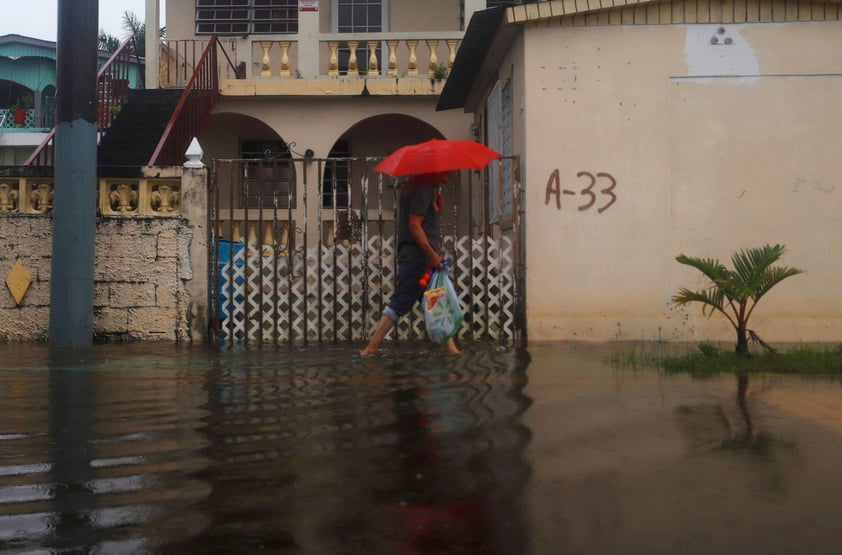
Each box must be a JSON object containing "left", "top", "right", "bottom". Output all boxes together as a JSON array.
[{"left": 0, "top": 341, "right": 841, "bottom": 554}]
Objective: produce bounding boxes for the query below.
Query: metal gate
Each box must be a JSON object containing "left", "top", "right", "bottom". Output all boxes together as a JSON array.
[{"left": 209, "top": 155, "right": 525, "bottom": 347}]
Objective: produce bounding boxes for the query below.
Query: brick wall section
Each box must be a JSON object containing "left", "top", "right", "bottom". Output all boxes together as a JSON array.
[
  {"left": 0, "top": 216, "right": 194, "bottom": 341},
  {"left": 0, "top": 166, "right": 209, "bottom": 343},
  {"left": 0, "top": 215, "right": 52, "bottom": 340}
]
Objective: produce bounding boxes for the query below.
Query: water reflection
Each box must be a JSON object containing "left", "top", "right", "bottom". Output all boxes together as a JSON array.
[
  {"left": 674, "top": 372, "right": 798, "bottom": 500},
  {"left": 48, "top": 351, "right": 96, "bottom": 551},
  {"left": 168, "top": 346, "right": 533, "bottom": 554},
  {"left": 4, "top": 342, "right": 842, "bottom": 553},
  {"left": 0, "top": 344, "right": 533, "bottom": 554}
]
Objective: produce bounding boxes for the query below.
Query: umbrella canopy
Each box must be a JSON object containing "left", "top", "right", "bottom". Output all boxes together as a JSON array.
[{"left": 374, "top": 138, "right": 500, "bottom": 177}]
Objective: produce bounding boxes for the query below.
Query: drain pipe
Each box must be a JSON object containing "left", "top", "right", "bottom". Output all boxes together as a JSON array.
[{"left": 49, "top": 0, "right": 98, "bottom": 348}]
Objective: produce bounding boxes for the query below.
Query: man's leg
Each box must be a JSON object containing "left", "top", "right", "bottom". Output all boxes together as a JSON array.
[
  {"left": 444, "top": 337, "right": 460, "bottom": 355},
  {"left": 361, "top": 314, "right": 395, "bottom": 355},
  {"left": 362, "top": 260, "right": 425, "bottom": 355}
]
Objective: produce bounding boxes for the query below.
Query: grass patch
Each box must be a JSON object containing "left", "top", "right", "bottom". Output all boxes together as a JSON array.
[
  {"left": 660, "top": 342, "right": 842, "bottom": 376},
  {"left": 608, "top": 341, "right": 665, "bottom": 369}
]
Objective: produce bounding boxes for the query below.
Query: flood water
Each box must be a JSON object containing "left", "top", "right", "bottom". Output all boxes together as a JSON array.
[{"left": 0, "top": 341, "right": 841, "bottom": 554}]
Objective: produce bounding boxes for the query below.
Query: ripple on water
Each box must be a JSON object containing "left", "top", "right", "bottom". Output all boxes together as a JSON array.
[{"left": 0, "top": 342, "right": 533, "bottom": 553}]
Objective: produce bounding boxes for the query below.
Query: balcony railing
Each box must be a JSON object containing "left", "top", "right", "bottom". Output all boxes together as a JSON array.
[
  {"left": 0, "top": 109, "right": 49, "bottom": 131},
  {"left": 160, "top": 38, "right": 242, "bottom": 88},
  {"left": 160, "top": 32, "right": 461, "bottom": 86},
  {"left": 150, "top": 37, "right": 238, "bottom": 166}
]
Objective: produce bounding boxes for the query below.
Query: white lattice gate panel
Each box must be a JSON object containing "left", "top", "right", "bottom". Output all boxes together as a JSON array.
[
  {"left": 218, "top": 233, "right": 516, "bottom": 345},
  {"left": 459, "top": 235, "right": 515, "bottom": 343},
  {"left": 218, "top": 242, "right": 246, "bottom": 342}
]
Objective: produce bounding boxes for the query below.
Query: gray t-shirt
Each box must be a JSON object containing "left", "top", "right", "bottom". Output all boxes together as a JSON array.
[{"left": 397, "top": 178, "right": 440, "bottom": 264}]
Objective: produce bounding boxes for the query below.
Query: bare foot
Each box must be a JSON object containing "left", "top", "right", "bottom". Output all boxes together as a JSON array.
[
  {"left": 445, "top": 340, "right": 461, "bottom": 355},
  {"left": 360, "top": 346, "right": 378, "bottom": 356}
]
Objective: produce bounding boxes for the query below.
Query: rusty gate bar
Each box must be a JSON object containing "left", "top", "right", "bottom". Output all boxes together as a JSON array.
[
  {"left": 227, "top": 161, "right": 235, "bottom": 341},
  {"left": 242, "top": 163, "right": 251, "bottom": 345},
  {"left": 360, "top": 167, "right": 368, "bottom": 339},
  {"left": 317, "top": 159, "right": 325, "bottom": 343},
  {"left": 467, "top": 169, "right": 475, "bottom": 339},
  {"left": 513, "top": 156, "right": 526, "bottom": 346},
  {"left": 210, "top": 161, "right": 220, "bottom": 340},
  {"left": 209, "top": 156, "right": 524, "bottom": 348},
  {"left": 285, "top": 162, "right": 294, "bottom": 346}
]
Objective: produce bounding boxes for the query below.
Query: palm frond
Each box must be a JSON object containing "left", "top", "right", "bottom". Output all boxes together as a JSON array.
[
  {"left": 673, "top": 287, "right": 738, "bottom": 329},
  {"left": 675, "top": 255, "right": 728, "bottom": 282},
  {"left": 731, "top": 244, "right": 785, "bottom": 290},
  {"left": 753, "top": 265, "right": 804, "bottom": 301},
  {"left": 673, "top": 287, "right": 724, "bottom": 312}
]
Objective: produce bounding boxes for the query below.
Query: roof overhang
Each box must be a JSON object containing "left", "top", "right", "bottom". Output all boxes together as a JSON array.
[{"left": 436, "top": 7, "right": 509, "bottom": 112}]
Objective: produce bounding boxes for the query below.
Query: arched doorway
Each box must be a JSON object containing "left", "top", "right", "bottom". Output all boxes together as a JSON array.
[
  {"left": 204, "top": 111, "right": 297, "bottom": 213},
  {"left": 323, "top": 113, "right": 443, "bottom": 206}
]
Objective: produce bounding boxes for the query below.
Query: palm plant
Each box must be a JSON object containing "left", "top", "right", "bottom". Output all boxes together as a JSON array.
[
  {"left": 99, "top": 31, "right": 121, "bottom": 53},
  {"left": 122, "top": 11, "right": 166, "bottom": 55},
  {"left": 672, "top": 244, "right": 804, "bottom": 355}
]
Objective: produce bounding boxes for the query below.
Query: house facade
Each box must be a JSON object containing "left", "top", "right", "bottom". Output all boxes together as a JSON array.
[
  {"left": 148, "top": 1, "right": 530, "bottom": 345},
  {"left": 1, "top": 2, "right": 530, "bottom": 345},
  {"left": 156, "top": 1, "right": 512, "bottom": 162},
  {"left": 0, "top": 34, "right": 145, "bottom": 164},
  {"left": 439, "top": 1, "right": 842, "bottom": 344},
  {"left": 0, "top": 35, "right": 60, "bottom": 165}
]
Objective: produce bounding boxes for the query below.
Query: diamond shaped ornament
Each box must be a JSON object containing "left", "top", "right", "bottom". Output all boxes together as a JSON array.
[{"left": 6, "top": 259, "right": 32, "bottom": 306}]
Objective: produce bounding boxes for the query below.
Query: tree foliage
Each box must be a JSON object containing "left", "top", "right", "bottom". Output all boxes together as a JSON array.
[
  {"left": 99, "top": 31, "right": 120, "bottom": 53},
  {"left": 122, "top": 11, "right": 166, "bottom": 56},
  {"left": 672, "top": 244, "right": 804, "bottom": 355},
  {"left": 98, "top": 12, "right": 167, "bottom": 55}
]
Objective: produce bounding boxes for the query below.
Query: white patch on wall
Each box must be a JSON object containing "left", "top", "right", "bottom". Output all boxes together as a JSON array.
[{"left": 684, "top": 25, "right": 759, "bottom": 82}]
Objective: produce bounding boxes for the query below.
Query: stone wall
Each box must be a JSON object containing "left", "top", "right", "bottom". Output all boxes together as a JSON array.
[{"left": 0, "top": 167, "right": 209, "bottom": 343}]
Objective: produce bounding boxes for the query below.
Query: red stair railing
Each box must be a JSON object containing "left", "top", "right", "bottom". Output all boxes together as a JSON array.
[
  {"left": 148, "top": 36, "right": 236, "bottom": 166},
  {"left": 24, "top": 36, "right": 144, "bottom": 167}
]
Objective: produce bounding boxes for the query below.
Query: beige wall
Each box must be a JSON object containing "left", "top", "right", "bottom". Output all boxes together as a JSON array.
[
  {"left": 521, "top": 22, "right": 842, "bottom": 343},
  {"left": 209, "top": 95, "right": 470, "bottom": 161},
  {"left": 166, "top": 0, "right": 464, "bottom": 39},
  {"left": 391, "top": 2, "right": 462, "bottom": 32}
]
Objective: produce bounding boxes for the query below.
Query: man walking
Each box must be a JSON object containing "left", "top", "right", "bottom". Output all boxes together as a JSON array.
[{"left": 361, "top": 172, "right": 460, "bottom": 355}]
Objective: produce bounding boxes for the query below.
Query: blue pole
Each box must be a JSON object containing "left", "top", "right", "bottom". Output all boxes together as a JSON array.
[{"left": 49, "top": 0, "right": 98, "bottom": 348}]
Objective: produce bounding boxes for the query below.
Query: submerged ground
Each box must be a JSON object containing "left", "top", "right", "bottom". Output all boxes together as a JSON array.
[{"left": 0, "top": 341, "right": 840, "bottom": 554}]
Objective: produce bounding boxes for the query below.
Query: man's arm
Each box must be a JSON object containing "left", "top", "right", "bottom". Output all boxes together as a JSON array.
[{"left": 407, "top": 213, "right": 442, "bottom": 269}]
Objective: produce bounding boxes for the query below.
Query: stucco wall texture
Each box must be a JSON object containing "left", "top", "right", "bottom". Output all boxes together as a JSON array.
[
  {"left": 0, "top": 216, "right": 194, "bottom": 342},
  {"left": 522, "top": 22, "right": 842, "bottom": 343}
]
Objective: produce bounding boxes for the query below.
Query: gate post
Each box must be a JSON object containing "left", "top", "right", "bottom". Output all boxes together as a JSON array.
[
  {"left": 181, "top": 147, "right": 210, "bottom": 343},
  {"left": 302, "top": 155, "right": 322, "bottom": 246}
]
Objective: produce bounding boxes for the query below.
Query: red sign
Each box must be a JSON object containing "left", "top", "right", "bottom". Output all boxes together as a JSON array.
[{"left": 299, "top": 0, "right": 318, "bottom": 10}]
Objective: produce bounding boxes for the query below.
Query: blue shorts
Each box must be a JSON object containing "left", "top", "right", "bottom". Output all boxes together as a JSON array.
[{"left": 384, "top": 260, "right": 428, "bottom": 322}]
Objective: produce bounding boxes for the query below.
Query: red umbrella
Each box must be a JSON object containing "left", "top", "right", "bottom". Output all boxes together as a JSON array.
[{"left": 374, "top": 138, "right": 500, "bottom": 177}]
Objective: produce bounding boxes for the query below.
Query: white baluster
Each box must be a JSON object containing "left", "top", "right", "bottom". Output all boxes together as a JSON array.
[
  {"left": 279, "top": 41, "right": 291, "bottom": 77},
  {"left": 260, "top": 41, "right": 273, "bottom": 76},
  {"left": 406, "top": 40, "right": 419, "bottom": 75}
]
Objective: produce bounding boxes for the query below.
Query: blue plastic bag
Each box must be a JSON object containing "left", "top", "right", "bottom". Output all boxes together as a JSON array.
[{"left": 422, "top": 266, "right": 464, "bottom": 344}]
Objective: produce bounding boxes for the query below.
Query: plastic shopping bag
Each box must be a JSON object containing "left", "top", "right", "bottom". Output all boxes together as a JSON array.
[{"left": 422, "top": 266, "right": 464, "bottom": 344}]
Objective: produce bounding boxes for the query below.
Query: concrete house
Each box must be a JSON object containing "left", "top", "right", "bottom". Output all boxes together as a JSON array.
[
  {"left": 0, "top": 34, "right": 147, "bottom": 165},
  {"left": 144, "top": 0, "right": 530, "bottom": 345},
  {"left": 438, "top": 1, "right": 842, "bottom": 344},
  {"left": 2, "top": 1, "right": 530, "bottom": 345}
]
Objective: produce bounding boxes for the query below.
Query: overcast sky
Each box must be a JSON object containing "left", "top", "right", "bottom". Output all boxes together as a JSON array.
[{"left": 0, "top": 1, "right": 166, "bottom": 43}]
